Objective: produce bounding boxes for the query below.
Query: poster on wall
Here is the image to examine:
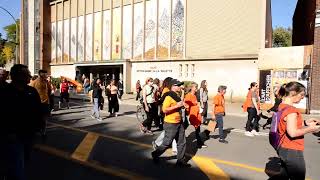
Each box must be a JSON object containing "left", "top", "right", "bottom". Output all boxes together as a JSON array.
[
  {"left": 122, "top": 5, "right": 132, "bottom": 59},
  {"left": 86, "top": 13, "right": 93, "bottom": 61},
  {"left": 78, "top": 16, "right": 84, "bottom": 62},
  {"left": 94, "top": 12, "right": 102, "bottom": 61},
  {"left": 63, "top": 19, "right": 69, "bottom": 63},
  {"left": 70, "top": 18, "right": 76, "bottom": 62},
  {"left": 57, "top": 21, "right": 63, "bottom": 63},
  {"left": 103, "top": 10, "right": 111, "bottom": 60},
  {"left": 145, "top": 0, "right": 156, "bottom": 59},
  {"left": 171, "top": 0, "right": 185, "bottom": 58},
  {"left": 259, "top": 70, "right": 272, "bottom": 103},
  {"left": 158, "top": 0, "right": 170, "bottom": 59},
  {"left": 51, "top": 22, "right": 56, "bottom": 63},
  {"left": 112, "top": 8, "right": 121, "bottom": 59},
  {"left": 133, "top": 2, "right": 143, "bottom": 60}
]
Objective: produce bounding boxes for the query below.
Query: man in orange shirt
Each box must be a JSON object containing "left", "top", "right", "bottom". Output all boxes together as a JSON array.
[{"left": 212, "top": 85, "right": 228, "bottom": 144}]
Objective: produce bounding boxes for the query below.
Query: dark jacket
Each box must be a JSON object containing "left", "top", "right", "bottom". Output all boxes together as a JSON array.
[{"left": 92, "top": 84, "right": 102, "bottom": 99}]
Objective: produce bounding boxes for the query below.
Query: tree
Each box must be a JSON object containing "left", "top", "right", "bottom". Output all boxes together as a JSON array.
[
  {"left": 2, "top": 45, "right": 14, "bottom": 62},
  {"left": 272, "top": 27, "right": 292, "bottom": 47},
  {"left": 3, "top": 20, "right": 20, "bottom": 44},
  {"left": 0, "top": 20, "right": 19, "bottom": 65}
]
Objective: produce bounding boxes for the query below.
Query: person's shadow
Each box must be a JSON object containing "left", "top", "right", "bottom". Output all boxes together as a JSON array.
[
  {"left": 184, "top": 131, "right": 200, "bottom": 162},
  {"left": 209, "top": 127, "right": 233, "bottom": 140},
  {"left": 265, "top": 157, "right": 281, "bottom": 179}
]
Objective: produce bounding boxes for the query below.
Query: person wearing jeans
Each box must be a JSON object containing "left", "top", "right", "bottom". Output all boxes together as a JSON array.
[
  {"left": 199, "top": 80, "right": 208, "bottom": 124},
  {"left": 151, "top": 79, "right": 190, "bottom": 167},
  {"left": 140, "top": 78, "right": 156, "bottom": 135},
  {"left": 90, "top": 79, "right": 102, "bottom": 121},
  {"left": 244, "top": 82, "right": 260, "bottom": 137},
  {"left": 212, "top": 85, "right": 228, "bottom": 144}
]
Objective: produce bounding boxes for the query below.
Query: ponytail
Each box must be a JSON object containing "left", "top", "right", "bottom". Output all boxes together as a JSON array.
[{"left": 278, "top": 82, "right": 305, "bottom": 97}]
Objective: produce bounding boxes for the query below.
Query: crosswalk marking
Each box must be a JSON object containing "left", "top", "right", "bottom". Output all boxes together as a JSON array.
[{"left": 71, "top": 132, "right": 99, "bottom": 162}]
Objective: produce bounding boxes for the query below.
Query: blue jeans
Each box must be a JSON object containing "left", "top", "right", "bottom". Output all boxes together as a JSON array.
[
  {"left": 92, "top": 98, "right": 100, "bottom": 118},
  {"left": 216, "top": 113, "right": 224, "bottom": 139}
]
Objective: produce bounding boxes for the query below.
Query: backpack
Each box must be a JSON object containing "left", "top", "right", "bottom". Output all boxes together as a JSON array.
[
  {"left": 196, "top": 89, "right": 201, "bottom": 102},
  {"left": 269, "top": 106, "right": 290, "bottom": 150}
]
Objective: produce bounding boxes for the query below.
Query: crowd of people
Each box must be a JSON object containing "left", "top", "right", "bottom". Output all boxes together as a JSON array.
[{"left": 1, "top": 64, "right": 320, "bottom": 179}]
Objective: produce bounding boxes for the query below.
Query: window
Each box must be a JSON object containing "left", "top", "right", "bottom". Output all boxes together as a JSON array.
[
  {"left": 191, "top": 64, "right": 195, "bottom": 77},
  {"left": 185, "top": 64, "right": 188, "bottom": 77},
  {"left": 179, "top": 64, "right": 183, "bottom": 77}
]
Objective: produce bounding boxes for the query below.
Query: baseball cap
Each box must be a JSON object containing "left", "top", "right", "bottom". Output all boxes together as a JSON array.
[{"left": 170, "top": 79, "right": 184, "bottom": 87}]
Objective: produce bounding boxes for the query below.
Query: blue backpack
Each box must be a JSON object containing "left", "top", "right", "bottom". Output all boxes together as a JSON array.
[{"left": 269, "top": 106, "right": 290, "bottom": 150}]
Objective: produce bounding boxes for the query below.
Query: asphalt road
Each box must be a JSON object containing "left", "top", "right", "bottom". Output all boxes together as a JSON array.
[{"left": 26, "top": 99, "right": 320, "bottom": 180}]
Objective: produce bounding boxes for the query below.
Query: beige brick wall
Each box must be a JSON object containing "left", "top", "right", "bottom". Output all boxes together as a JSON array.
[{"left": 186, "top": 0, "right": 265, "bottom": 59}]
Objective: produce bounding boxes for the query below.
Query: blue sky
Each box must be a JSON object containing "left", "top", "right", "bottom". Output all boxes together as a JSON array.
[{"left": 0, "top": 0, "right": 298, "bottom": 39}]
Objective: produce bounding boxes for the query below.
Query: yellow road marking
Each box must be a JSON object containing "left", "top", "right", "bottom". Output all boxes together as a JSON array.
[
  {"left": 71, "top": 133, "right": 99, "bottom": 161},
  {"left": 193, "top": 156, "right": 230, "bottom": 180},
  {"left": 34, "top": 144, "right": 153, "bottom": 180}
]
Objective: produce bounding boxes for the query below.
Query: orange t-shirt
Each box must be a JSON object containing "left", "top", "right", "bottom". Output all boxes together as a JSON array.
[
  {"left": 278, "top": 104, "right": 304, "bottom": 151},
  {"left": 184, "top": 93, "right": 202, "bottom": 128},
  {"left": 213, "top": 93, "right": 225, "bottom": 114}
]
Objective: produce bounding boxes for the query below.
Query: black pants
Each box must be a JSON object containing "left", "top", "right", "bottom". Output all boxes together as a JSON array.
[
  {"left": 269, "top": 147, "right": 305, "bottom": 180},
  {"left": 152, "top": 123, "right": 187, "bottom": 162},
  {"left": 108, "top": 94, "right": 119, "bottom": 114},
  {"left": 118, "top": 90, "right": 123, "bottom": 100},
  {"left": 142, "top": 103, "right": 157, "bottom": 130},
  {"left": 246, "top": 107, "right": 260, "bottom": 132},
  {"left": 136, "top": 90, "right": 141, "bottom": 101},
  {"left": 202, "top": 102, "right": 208, "bottom": 123},
  {"left": 49, "top": 94, "right": 54, "bottom": 110},
  {"left": 195, "top": 126, "right": 203, "bottom": 146}
]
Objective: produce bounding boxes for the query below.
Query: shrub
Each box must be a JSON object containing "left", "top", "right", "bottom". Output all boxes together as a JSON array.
[{"left": 51, "top": 77, "right": 61, "bottom": 89}]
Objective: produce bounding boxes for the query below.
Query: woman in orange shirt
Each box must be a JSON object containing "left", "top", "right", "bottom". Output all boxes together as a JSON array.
[
  {"left": 271, "top": 82, "right": 320, "bottom": 180},
  {"left": 184, "top": 82, "right": 207, "bottom": 148}
]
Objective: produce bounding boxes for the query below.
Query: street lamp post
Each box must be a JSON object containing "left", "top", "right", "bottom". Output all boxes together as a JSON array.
[{"left": 0, "top": 6, "right": 19, "bottom": 64}]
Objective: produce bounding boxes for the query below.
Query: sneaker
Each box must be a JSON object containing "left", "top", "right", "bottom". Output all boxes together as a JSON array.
[
  {"left": 245, "top": 131, "right": 254, "bottom": 137},
  {"left": 115, "top": 113, "right": 118, "bottom": 117},
  {"left": 251, "top": 130, "right": 259, "bottom": 136},
  {"left": 96, "top": 118, "right": 103, "bottom": 122},
  {"left": 152, "top": 141, "right": 158, "bottom": 150},
  {"left": 219, "top": 139, "right": 228, "bottom": 144},
  {"left": 176, "top": 161, "right": 191, "bottom": 168},
  {"left": 172, "top": 151, "right": 177, "bottom": 155},
  {"left": 151, "top": 151, "right": 160, "bottom": 164},
  {"left": 139, "top": 124, "right": 146, "bottom": 133},
  {"left": 90, "top": 115, "right": 95, "bottom": 119}
]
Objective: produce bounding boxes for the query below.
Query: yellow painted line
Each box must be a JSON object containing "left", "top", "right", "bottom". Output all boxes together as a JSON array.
[
  {"left": 71, "top": 133, "right": 99, "bottom": 161},
  {"left": 34, "top": 144, "right": 153, "bottom": 180},
  {"left": 193, "top": 156, "right": 230, "bottom": 180},
  {"left": 48, "top": 122, "right": 152, "bottom": 149}
]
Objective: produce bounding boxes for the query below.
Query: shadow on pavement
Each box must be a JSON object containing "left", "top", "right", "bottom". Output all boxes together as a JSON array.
[
  {"left": 209, "top": 127, "right": 234, "bottom": 140},
  {"left": 185, "top": 131, "right": 200, "bottom": 162},
  {"left": 116, "top": 111, "right": 136, "bottom": 117},
  {"left": 264, "top": 157, "right": 281, "bottom": 178}
]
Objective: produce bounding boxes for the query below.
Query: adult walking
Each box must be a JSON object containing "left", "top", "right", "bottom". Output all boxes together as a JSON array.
[
  {"left": 269, "top": 82, "right": 320, "bottom": 180},
  {"left": 59, "top": 78, "right": 70, "bottom": 109},
  {"left": 106, "top": 80, "right": 119, "bottom": 117},
  {"left": 140, "top": 77, "right": 157, "bottom": 135},
  {"left": 1, "top": 64, "right": 42, "bottom": 180},
  {"left": 184, "top": 82, "right": 207, "bottom": 148},
  {"left": 244, "top": 82, "right": 260, "bottom": 137},
  {"left": 90, "top": 78, "right": 103, "bottom": 121},
  {"left": 151, "top": 79, "right": 190, "bottom": 167},
  {"left": 83, "top": 76, "right": 90, "bottom": 94},
  {"left": 47, "top": 76, "right": 56, "bottom": 112},
  {"left": 30, "top": 69, "right": 50, "bottom": 136},
  {"left": 199, "top": 80, "right": 209, "bottom": 124},
  {"left": 212, "top": 85, "right": 228, "bottom": 143},
  {"left": 136, "top": 80, "right": 142, "bottom": 101},
  {"left": 118, "top": 79, "right": 124, "bottom": 100}
]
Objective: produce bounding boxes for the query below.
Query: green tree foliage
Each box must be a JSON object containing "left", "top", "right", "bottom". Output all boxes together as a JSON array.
[
  {"left": 272, "top": 27, "right": 292, "bottom": 47},
  {"left": 0, "top": 20, "right": 20, "bottom": 65}
]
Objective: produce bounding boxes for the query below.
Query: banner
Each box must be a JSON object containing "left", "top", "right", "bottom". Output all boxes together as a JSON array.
[{"left": 259, "top": 70, "right": 272, "bottom": 103}]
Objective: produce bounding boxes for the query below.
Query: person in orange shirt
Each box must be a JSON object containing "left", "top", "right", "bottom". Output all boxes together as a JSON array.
[
  {"left": 270, "top": 82, "right": 320, "bottom": 180},
  {"left": 184, "top": 82, "right": 207, "bottom": 148},
  {"left": 212, "top": 85, "right": 228, "bottom": 144}
]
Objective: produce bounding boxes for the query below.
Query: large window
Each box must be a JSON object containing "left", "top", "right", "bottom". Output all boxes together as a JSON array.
[
  {"left": 133, "top": 2, "right": 143, "bottom": 60},
  {"left": 51, "top": 22, "right": 56, "bottom": 63},
  {"left": 171, "top": 0, "right": 185, "bottom": 58},
  {"left": 86, "top": 13, "right": 93, "bottom": 61},
  {"left": 78, "top": 16, "right": 84, "bottom": 62},
  {"left": 103, "top": 10, "right": 111, "bottom": 60},
  {"left": 112, "top": 7, "right": 121, "bottom": 59},
  {"left": 70, "top": 18, "right": 77, "bottom": 62},
  {"left": 94, "top": 12, "right": 102, "bottom": 61},
  {"left": 144, "top": 0, "right": 156, "bottom": 59},
  {"left": 57, "top": 21, "right": 63, "bottom": 63},
  {"left": 158, "top": 0, "right": 170, "bottom": 59},
  {"left": 122, "top": 4, "right": 132, "bottom": 59},
  {"left": 63, "top": 19, "right": 69, "bottom": 63}
]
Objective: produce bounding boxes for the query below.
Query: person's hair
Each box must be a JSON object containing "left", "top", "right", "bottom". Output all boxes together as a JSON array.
[
  {"left": 153, "top": 78, "right": 160, "bottom": 86},
  {"left": 10, "top": 64, "right": 29, "bottom": 80},
  {"left": 145, "top": 77, "right": 153, "bottom": 85},
  {"left": 249, "top": 82, "right": 257, "bottom": 90},
  {"left": 200, "top": 80, "right": 207, "bottom": 92},
  {"left": 186, "top": 82, "right": 198, "bottom": 93},
  {"left": 278, "top": 81, "right": 305, "bottom": 97},
  {"left": 162, "top": 77, "right": 173, "bottom": 89},
  {"left": 218, "top": 85, "right": 227, "bottom": 92},
  {"left": 38, "top": 69, "right": 47, "bottom": 74}
]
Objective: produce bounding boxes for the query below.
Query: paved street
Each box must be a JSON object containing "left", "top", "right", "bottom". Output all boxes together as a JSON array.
[{"left": 26, "top": 98, "right": 320, "bottom": 180}]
